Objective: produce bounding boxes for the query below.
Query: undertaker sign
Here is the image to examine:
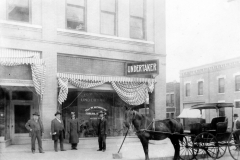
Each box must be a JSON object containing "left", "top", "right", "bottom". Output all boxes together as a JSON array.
[{"left": 125, "top": 60, "right": 159, "bottom": 76}]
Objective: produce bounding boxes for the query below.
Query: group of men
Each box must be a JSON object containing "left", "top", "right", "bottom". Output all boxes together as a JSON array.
[{"left": 25, "top": 110, "right": 107, "bottom": 153}]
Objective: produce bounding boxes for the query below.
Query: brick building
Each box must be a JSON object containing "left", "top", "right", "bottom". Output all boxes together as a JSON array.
[
  {"left": 166, "top": 82, "right": 180, "bottom": 119},
  {"left": 0, "top": 0, "right": 166, "bottom": 148},
  {"left": 180, "top": 57, "right": 240, "bottom": 129}
]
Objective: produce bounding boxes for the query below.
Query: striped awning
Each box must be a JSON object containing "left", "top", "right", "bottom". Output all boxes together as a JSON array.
[
  {"left": 0, "top": 48, "right": 40, "bottom": 58},
  {"left": 57, "top": 72, "right": 156, "bottom": 83}
]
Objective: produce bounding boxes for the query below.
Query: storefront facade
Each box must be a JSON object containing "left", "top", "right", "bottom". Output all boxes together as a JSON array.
[{"left": 0, "top": 0, "right": 166, "bottom": 147}]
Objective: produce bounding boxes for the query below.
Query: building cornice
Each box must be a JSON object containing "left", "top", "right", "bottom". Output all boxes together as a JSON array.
[
  {"left": 181, "top": 59, "right": 240, "bottom": 78},
  {"left": 0, "top": 79, "right": 33, "bottom": 86},
  {"left": 1, "top": 36, "right": 165, "bottom": 58}
]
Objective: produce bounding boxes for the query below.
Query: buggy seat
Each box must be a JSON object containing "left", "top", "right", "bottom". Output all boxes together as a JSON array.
[{"left": 202, "top": 116, "right": 228, "bottom": 133}]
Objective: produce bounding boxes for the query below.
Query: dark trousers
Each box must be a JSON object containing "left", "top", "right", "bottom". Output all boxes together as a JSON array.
[
  {"left": 233, "top": 130, "right": 240, "bottom": 147},
  {"left": 98, "top": 134, "right": 106, "bottom": 150},
  {"left": 71, "top": 143, "right": 78, "bottom": 149},
  {"left": 31, "top": 130, "right": 43, "bottom": 152},
  {"left": 54, "top": 131, "right": 64, "bottom": 151}
]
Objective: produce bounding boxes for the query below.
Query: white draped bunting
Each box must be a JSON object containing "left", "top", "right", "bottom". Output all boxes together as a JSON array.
[
  {"left": 57, "top": 73, "right": 155, "bottom": 105},
  {"left": 0, "top": 49, "right": 46, "bottom": 99}
]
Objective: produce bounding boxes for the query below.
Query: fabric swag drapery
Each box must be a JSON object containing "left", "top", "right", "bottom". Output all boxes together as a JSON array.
[
  {"left": 57, "top": 73, "right": 155, "bottom": 105},
  {"left": 0, "top": 48, "right": 46, "bottom": 99}
]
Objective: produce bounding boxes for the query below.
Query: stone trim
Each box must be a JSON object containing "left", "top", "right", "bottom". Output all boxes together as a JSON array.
[
  {"left": 0, "top": 20, "right": 42, "bottom": 32},
  {"left": 0, "top": 79, "right": 33, "bottom": 86}
]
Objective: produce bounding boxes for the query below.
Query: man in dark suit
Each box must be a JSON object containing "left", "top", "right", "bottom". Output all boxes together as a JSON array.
[
  {"left": 97, "top": 111, "right": 107, "bottom": 152},
  {"left": 25, "top": 112, "right": 44, "bottom": 154},
  {"left": 51, "top": 111, "right": 66, "bottom": 152}
]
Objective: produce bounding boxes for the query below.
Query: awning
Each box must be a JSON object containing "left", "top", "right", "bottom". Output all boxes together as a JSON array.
[
  {"left": 57, "top": 72, "right": 155, "bottom": 105},
  {"left": 178, "top": 108, "right": 205, "bottom": 119},
  {"left": 57, "top": 72, "right": 156, "bottom": 83}
]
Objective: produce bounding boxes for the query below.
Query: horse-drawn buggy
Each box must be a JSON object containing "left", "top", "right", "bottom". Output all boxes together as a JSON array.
[
  {"left": 179, "top": 103, "right": 240, "bottom": 160},
  {"left": 124, "top": 103, "right": 240, "bottom": 160}
]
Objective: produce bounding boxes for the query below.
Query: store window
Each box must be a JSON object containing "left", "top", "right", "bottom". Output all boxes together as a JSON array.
[
  {"left": 235, "top": 75, "right": 240, "bottom": 92},
  {"left": 185, "top": 83, "right": 190, "bottom": 97},
  {"left": 129, "top": 0, "right": 145, "bottom": 39},
  {"left": 66, "top": 0, "right": 86, "bottom": 31},
  {"left": 61, "top": 90, "right": 132, "bottom": 138},
  {"left": 218, "top": 78, "right": 225, "bottom": 93},
  {"left": 198, "top": 81, "right": 203, "bottom": 95},
  {"left": 100, "top": 0, "right": 116, "bottom": 35},
  {"left": 235, "top": 101, "right": 240, "bottom": 108},
  {"left": 8, "top": 0, "right": 30, "bottom": 22}
]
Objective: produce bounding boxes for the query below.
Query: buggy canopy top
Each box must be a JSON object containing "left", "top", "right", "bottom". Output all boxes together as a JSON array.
[{"left": 191, "top": 103, "right": 234, "bottom": 110}]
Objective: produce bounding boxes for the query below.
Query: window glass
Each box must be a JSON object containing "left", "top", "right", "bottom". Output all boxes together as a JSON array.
[
  {"left": 130, "top": 17, "right": 144, "bottom": 39},
  {"left": 218, "top": 78, "right": 225, "bottom": 93},
  {"left": 66, "top": 2, "right": 85, "bottom": 31},
  {"left": 8, "top": 0, "right": 29, "bottom": 22},
  {"left": 235, "top": 75, "right": 240, "bottom": 91},
  {"left": 101, "top": 12, "right": 115, "bottom": 35},
  {"left": 198, "top": 81, "right": 203, "bottom": 95},
  {"left": 236, "top": 101, "right": 240, "bottom": 108},
  {"left": 170, "top": 94, "right": 174, "bottom": 104},
  {"left": 101, "top": 0, "right": 115, "bottom": 12},
  {"left": 129, "top": 0, "right": 143, "bottom": 17},
  {"left": 67, "top": 0, "right": 85, "bottom": 6},
  {"left": 186, "top": 83, "right": 190, "bottom": 97}
]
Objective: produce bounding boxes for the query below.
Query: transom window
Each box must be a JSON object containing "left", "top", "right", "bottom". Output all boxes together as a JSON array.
[
  {"left": 235, "top": 75, "right": 240, "bottom": 92},
  {"left": 8, "top": 0, "right": 30, "bottom": 22},
  {"left": 129, "top": 0, "right": 145, "bottom": 39},
  {"left": 198, "top": 81, "right": 203, "bottom": 95},
  {"left": 100, "top": 0, "right": 117, "bottom": 36},
  {"left": 66, "top": 0, "right": 86, "bottom": 31},
  {"left": 218, "top": 78, "right": 225, "bottom": 93}
]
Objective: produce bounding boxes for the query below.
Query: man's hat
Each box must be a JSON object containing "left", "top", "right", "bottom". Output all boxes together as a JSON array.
[
  {"left": 55, "top": 111, "right": 61, "bottom": 116},
  {"left": 33, "top": 112, "right": 40, "bottom": 116},
  {"left": 234, "top": 114, "right": 238, "bottom": 117}
]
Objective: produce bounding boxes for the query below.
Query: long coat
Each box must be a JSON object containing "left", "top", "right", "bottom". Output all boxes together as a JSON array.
[
  {"left": 25, "top": 119, "right": 44, "bottom": 137},
  {"left": 51, "top": 118, "right": 65, "bottom": 140},
  {"left": 68, "top": 118, "right": 79, "bottom": 143},
  {"left": 97, "top": 118, "right": 107, "bottom": 136}
]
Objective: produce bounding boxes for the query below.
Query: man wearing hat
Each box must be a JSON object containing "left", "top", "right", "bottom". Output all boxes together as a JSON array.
[
  {"left": 233, "top": 114, "right": 240, "bottom": 149},
  {"left": 68, "top": 112, "right": 80, "bottom": 150},
  {"left": 97, "top": 110, "right": 107, "bottom": 152},
  {"left": 25, "top": 111, "right": 44, "bottom": 154},
  {"left": 51, "top": 111, "right": 66, "bottom": 152}
]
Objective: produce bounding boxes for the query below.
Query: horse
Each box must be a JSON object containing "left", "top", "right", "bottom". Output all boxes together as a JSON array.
[{"left": 124, "top": 109, "right": 184, "bottom": 160}]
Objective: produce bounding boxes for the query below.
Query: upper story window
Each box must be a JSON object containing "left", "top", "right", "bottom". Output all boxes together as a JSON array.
[
  {"left": 235, "top": 101, "right": 240, "bottom": 108},
  {"left": 66, "top": 0, "right": 86, "bottom": 31},
  {"left": 198, "top": 81, "right": 203, "bottom": 95},
  {"left": 218, "top": 78, "right": 225, "bottom": 93},
  {"left": 185, "top": 83, "right": 190, "bottom": 97},
  {"left": 235, "top": 75, "right": 240, "bottom": 92},
  {"left": 129, "top": 0, "right": 145, "bottom": 39},
  {"left": 8, "top": 0, "right": 30, "bottom": 23},
  {"left": 100, "top": 0, "right": 117, "bottom": 36},
  {"left": 166, "top": 94, "right": 174, "bottom": 106}
]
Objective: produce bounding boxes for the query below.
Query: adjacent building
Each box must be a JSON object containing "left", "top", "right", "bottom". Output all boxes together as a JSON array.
[
  {"left": 180, "top": 57, "right": 240, "bottom": 128},
  {"left": 166, "top": 82, "right": 180, "bottom": 119},
  {"left": 0, "top": 0, "right": 166, "bottom": 148}
]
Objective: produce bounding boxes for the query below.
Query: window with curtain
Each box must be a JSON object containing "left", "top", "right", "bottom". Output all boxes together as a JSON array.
[
  {"left": 8, "top": 0, "right": 30, "bottom": 22},
  {"left": 235, "top": 75, "right": 240, "bottom": 91},
  {"left": 186, "top": 83, "right": 190, "bottom": 97},
  {"left": 198, "top": 81, "right": 203, "bottom": 95},
  {"left": 129, "top": 0, "right": 145, "bottom": 39},
  {"left": 100, "top": 0, "right": 116, "bottom": 35},
  {"left": 66, "top": 0, "right": 85, "bottom": 31},
  {"left": 218, "top": 78, "right": 225, "bottom": 93}
]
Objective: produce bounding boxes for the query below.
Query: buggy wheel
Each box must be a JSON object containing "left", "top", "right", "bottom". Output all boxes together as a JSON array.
[
  {"left": 193, "top": 132, "right": 219, "bottom": 160},
  {"left": 216, "top": 140, "right": 227, "bottom": 159},
  {"left": 228, "top": 130, "right": 240, "bottom": 160},
  {"left": 179, "top": 136, "right": 198, "bottom": 160}
]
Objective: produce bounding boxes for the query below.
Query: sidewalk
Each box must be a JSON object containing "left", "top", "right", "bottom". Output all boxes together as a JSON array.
[{"left": 0, "top": 137, "right": 175, "bottom": 160}]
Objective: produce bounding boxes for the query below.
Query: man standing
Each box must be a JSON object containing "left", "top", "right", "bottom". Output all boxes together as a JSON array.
[
  {"left": 25, "top": 112, "right": 44, "bottom": 154},
  {"left": 51, "top": 111, "right": 66, "bottom": 152},
  {"left": 97, "top": 111, "right": 107, "bottom": 152},
  {"left": 233, "top": 114, "right": 240, "bottom": 150},
  {"left": 68, "top": 112, "right": 80, "bottom": 150}
]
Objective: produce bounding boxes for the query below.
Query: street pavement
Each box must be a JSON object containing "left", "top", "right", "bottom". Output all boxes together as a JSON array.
[{"left": 0, "top": 137, "right": 235, "bottom": 160}]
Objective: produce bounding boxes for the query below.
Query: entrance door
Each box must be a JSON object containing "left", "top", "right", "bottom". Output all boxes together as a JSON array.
[{"left": 11, "top": 103, "right": 31, "bottom": 144}]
